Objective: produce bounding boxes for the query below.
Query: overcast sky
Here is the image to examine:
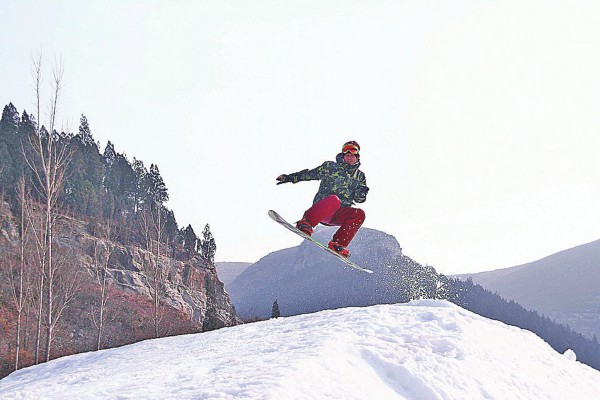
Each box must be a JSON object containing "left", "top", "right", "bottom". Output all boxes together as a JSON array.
[{"left": 2, "top": 0, "right": 600, "bottom": 274}]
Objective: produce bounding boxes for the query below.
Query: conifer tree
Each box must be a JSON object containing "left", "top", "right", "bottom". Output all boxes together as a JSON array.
[
  {"left": 77, "top": 115, "right": 95, "bottom": 146},
  {"left": 114, "top": 153, "right": 137, "bottom": 213},
  {"left": 0, "top": 139, "right": 13, "bottom": 191},
  {"left": 271, "top": 300, "right": 281, "bottom": 318},
  {"left": 147, "top": 163, "right": 168, "bottom": 206},
  {"left": 0, "top": 103, "right": 20, "bottom": 137},
  {"left": 103, "top": 141, "right": 117, "bottom": 166},
  {"left": 200, "top": 223, "right": 217, "bottom": 263},
  {"left": 64, "top": 115, "right": 104, "bottom": 215},
  {"left": 19, "top": 111, "right": 36, "bottom": 136},
  {"left": 0, "top": 103, "right": 20, "bottom": 192},
  {"left": 103, "top": 145, "right": 137, "bottom": 217},
  {"left": 132, "top": 158, "right": 148, "bottom": 212}
]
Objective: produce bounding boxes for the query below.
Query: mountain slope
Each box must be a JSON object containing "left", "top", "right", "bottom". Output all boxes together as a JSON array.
[
  {"left": 1, "top": 301, "right": 599, "bottom": 399},
  {"left": 227, "top": 226, "right": 403, "bottom": 318},
  {"left": 458, "top": 239, "right": 600, "bottom": 339}
]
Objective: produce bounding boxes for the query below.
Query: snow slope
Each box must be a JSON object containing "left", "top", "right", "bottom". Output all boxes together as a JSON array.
[{"left": 1, "top": 301, "right": 599, "bottom": 399}]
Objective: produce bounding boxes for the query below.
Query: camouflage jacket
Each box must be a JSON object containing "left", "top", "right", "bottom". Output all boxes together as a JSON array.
[{"left": 286, "top": 153, "right": 369, "bottom": 207}]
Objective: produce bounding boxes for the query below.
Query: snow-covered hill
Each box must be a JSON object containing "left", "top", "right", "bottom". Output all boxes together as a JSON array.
[{"left": 1, "top": 301, "right": 598, "bottom": 399}]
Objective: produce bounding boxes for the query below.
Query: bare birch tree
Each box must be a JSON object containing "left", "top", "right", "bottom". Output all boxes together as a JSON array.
[
  {"left": 23, "top": 53, "right": 74, "bottom": 362},
  {"left": 137, "top": 204, "right": 170, "bottom": 338},
  {"left": 92, "top": 220, "right": 116, "bottom": 351},
  {"left": 150, "top": 206, "right": 167, "bottom": 339},
  {"left": 45, "top": 247, "right": 80, "bottom": 356},
  {"left": 7, "top": 177, "right": 30, "bottom": 370}
]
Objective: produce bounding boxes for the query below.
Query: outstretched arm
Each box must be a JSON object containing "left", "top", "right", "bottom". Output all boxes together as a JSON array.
[{"left": 275, "top": 163, "right": 326, "bottom": 185}]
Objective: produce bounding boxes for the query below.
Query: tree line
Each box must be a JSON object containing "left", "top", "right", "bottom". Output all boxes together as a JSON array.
[{"left": 0, "top": 104, "right": 216, "bottom": 263}]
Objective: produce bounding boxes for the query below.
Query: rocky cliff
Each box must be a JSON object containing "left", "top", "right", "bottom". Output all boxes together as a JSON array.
[
  {"left": 0, "top": 201, "right": 240, "bottom": 331},
  {"left": 75, "top": 233, "right": 240, "bottom": 331}
]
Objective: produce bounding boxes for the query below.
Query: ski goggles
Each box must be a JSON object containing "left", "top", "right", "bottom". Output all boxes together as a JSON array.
[{"left": 342, "top": 144, "right": 359, "bottom": 155}]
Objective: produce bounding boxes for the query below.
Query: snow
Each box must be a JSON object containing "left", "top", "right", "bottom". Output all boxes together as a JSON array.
[
  {"left": 1, "top": 300, "right": 599, "bottom": 399},
  {"left": 564, "top": 349, "right": 577, "bottom": 362}
]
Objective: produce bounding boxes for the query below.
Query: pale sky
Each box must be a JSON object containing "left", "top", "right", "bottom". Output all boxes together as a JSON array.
[{"left": 2, "top": 0, "right": 600, "bottom": 275}]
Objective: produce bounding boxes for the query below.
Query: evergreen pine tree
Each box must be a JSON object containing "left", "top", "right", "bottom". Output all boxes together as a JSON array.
[
  {"left": 0, "top": 103, "right": 20, "bottom": 192},
  {"left": 115, "top": 153, "right": 138, "bottom": 213},
  {"left": 78, "top": 115, "right": 95, "bottom": 147},
  {"left": 147, "top": 163, "right": 168, "bottom": 206},
  {"left": 103, "top": 141, "right": 117, "bottom": 166},
  {"left": 0, "top": 103, "right": 20, "bottom": 137},
  {"left": 131, "top": 158, "right": 148, "bottom": 211},
  {"left": 0, "top": 139, "right": 13, "bottom": 191},
  {"left": 19, "top": 111, "right": 37, "bottom": 137},
  {"left": 271, "top": 300, "right": 281, "bottom": 318},
  {"left": 63, "top": 115, "right": 104, "bottom": 215},
  {"left": 102, "top": 143, "right": 137, "bottom": 216},
  {"left": 200, "top": 223, "right": 217, "bottom": 263}
]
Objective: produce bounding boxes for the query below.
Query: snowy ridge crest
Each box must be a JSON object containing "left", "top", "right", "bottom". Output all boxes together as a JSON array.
[{"left": 1, "top": 301, "right": 599, "bottom": 399}]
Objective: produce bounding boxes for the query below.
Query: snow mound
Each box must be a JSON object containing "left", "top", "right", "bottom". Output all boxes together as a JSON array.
[
  {"left": 1, "top": 300, "right": 599, "bottom": 399},
  {"left": 564, "top": 349, "right": 577, "bottom": 362}
]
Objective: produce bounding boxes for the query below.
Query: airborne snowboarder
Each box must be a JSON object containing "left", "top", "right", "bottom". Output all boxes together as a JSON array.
[{"left": 275, "top": 141, "right": 369, "bottom": 258}]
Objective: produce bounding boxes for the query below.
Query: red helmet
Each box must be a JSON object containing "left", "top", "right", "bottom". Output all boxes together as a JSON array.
[{"left": 342, "top": 141, "right": 360, "bottom": 159}]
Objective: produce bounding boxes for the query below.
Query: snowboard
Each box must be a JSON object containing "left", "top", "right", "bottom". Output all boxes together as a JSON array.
[{"left": 268, "top": 210, "right": 374, "bottom": 274}]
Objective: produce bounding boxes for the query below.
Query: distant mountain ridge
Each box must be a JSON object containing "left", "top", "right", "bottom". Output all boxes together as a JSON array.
[{"left": 457, "top": 239, "right": 600, "bottom": 339}]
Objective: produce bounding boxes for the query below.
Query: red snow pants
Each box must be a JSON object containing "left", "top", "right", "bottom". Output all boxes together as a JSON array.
[{"left": 302, "top": 195, "right": 365, "bottom": 247}]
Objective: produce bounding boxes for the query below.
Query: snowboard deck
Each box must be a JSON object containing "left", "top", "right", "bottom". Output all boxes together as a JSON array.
[{"left": 268, "top": 210, "right": 373, "bottom": 274}]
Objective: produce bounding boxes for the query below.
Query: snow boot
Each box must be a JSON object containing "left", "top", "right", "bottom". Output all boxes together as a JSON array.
[
  {"left": 295, "top": 217, "right": 314, "bottom": 236},
  {"left": 328, "top": 240, "right": 350, "bottom": 258}
]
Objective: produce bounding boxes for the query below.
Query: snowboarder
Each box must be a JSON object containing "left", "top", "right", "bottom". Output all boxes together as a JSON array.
[{"left": 276, "top": 140, "right": 369, "bottom": 258}]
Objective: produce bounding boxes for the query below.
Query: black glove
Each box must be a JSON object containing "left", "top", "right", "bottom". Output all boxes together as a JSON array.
[
  {"left": 354, "top": 186, "right": 369, "bottom": 203},
  {"left": 276, "top": 174, "right": 290, "bottom": 185}
]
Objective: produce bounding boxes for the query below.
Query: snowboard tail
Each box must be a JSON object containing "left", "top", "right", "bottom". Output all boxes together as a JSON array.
[{"left": 268, "top": 210, "right": 373, "bottom": 274}]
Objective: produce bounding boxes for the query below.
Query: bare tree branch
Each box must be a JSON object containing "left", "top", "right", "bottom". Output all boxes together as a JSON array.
[
  {"left": 23, "top": 52, "right": 75, "bottom": 363},
  {"left": 6, "top": 177, "right": 32, "bottom": 370},
  {"left": 91, "top": 219, "right": 116, "bottom": 351}
]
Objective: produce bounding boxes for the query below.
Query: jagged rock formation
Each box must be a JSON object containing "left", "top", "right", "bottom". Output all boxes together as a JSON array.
[{"left": 75, "top": 231, "right": 239, "bottom": 331}]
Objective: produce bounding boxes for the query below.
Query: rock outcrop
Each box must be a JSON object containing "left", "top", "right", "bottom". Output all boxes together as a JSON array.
[
  {"left": 1, "top": 201, "right": 240, "bottom": 331},
  {"left": 72, "top": 231, "right": 240, "bottom": 331}
]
